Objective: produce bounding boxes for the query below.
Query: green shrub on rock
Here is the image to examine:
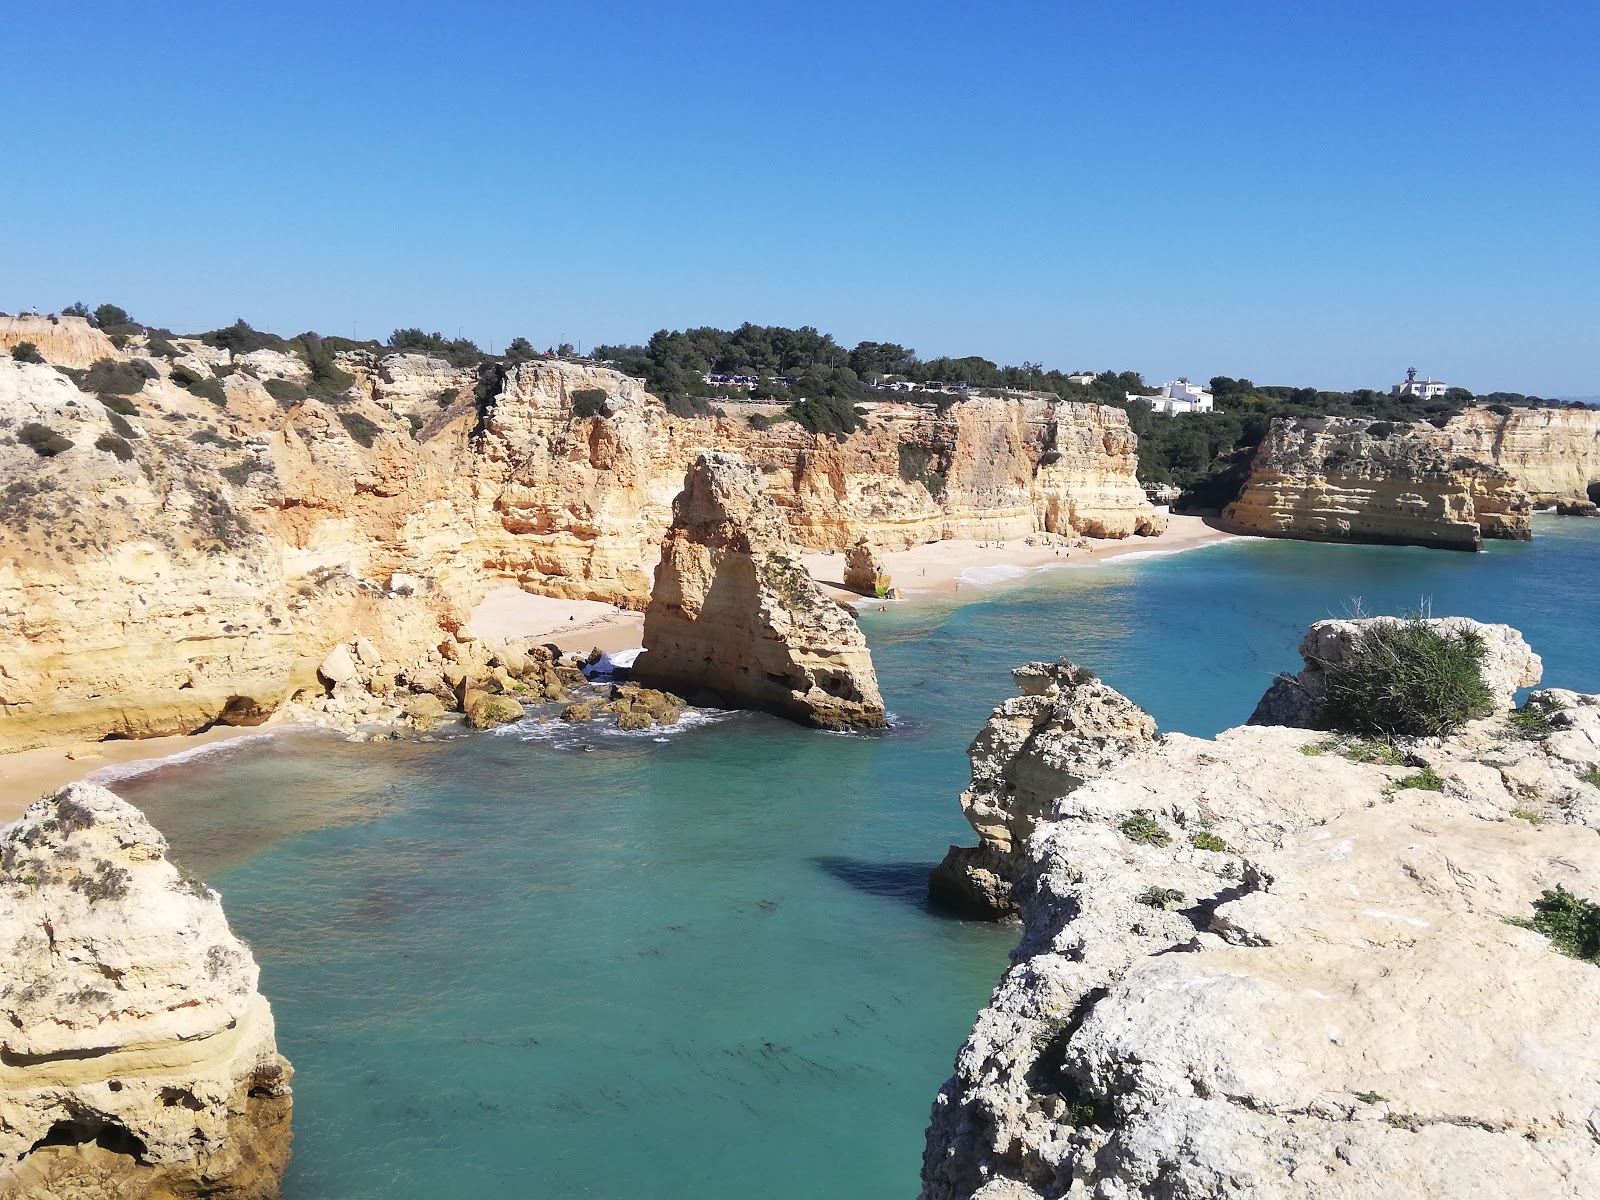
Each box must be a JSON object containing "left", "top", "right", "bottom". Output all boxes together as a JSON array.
[
  {"left": 9, "top": 341, "right": 43, "bottom": 363},
  {"left": 81, "top": 357, "right": 153, "bottom": 397},
  {"left": 264, "top": 377, "right": 308, "bottom": 405},
  {"left": 1512, "top": 886, "right": 1600, "bottom": 965},
  {"left": 94, "top": 433, "right": 134, "bottom": 461},
  {"left": 571, "top": 388, "right": 608, "bottom": 418},
  {"left": 19, "top": 423, "right": 73, "bottom": 457},
  {"left": 1318, "top": 619, "right": 1493, "bottom": 738},
  {"left": 1121, "top": 811, "right": 1171, "bottom": 847}
]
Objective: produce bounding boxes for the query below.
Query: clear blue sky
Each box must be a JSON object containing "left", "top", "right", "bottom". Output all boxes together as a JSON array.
[{"left": 4, "top": 1, "right": 1596, "bottom": 394}]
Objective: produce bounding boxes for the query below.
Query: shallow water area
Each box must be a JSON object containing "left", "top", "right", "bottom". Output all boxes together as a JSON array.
[{"left": 117, "top": 516, "right": 1600, "bottom": 1198}]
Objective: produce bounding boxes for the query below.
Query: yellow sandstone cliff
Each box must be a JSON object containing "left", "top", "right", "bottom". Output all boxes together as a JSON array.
[
  {"left": 0, "top": 329, "right": 1160, "bottom": 753},
  {"left": 1220, "top": 416, "right": 1534, "bottom": 550}
]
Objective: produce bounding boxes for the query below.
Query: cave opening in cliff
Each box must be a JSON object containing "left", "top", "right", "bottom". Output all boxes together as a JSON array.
[
  {"left": 29, "top": 1116, "right": 150, "bottom": 1162},
  {"left": 1588, "top": 481, "right": 1600, "bottom": 506}
]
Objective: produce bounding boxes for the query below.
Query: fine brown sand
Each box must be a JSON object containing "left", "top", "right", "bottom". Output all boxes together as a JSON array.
[
  {"left": 802, "top": 512, "right": 1231, "bottom": 602},
  {"left": 0, "top": 728, "right": 273, "bottom": 821},
  {"left": 2, "top": 515, "right": 1230, "bottom": 805}
]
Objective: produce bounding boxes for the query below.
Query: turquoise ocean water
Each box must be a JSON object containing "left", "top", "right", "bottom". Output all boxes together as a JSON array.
[{"left": 115, "top": 517, "right": 1600, "bottom": 1198}]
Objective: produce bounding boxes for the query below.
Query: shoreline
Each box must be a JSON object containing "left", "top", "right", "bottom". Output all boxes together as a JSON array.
[
  {"left": 802, "top": 512, "right": 1232, "bottom": 603},
  {"left": 1, "top": 516, "right": 1231, "bottom": 804},
  {"left": 0, "top": 727, "right": 280, "bottom": 821}
]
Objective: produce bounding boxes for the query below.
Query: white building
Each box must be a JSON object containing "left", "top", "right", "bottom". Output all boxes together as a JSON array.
[
  {"left": 1391, "top": 368, "right": 1451, "bottom": 400},
  {"left": 1129, "top": 379, "right": 1215, "bottom": 414},
  {"left": 1066, "top": 372, "right": 1098, "bottom": 385}
]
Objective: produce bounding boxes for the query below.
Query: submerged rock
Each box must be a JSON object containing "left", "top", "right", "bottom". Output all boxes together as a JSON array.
[
  {"left": 928, "top": 660, "right": 1157, "bottom": 918},
  {"left": 632, "top": 452, "right": 885, "bottom": 730},
  {"left": 922, "top": 627, "right": 1600, "bottom": 1200},
  {"left": 0, "top": 784, "right": 292, "bottom": 1198}
]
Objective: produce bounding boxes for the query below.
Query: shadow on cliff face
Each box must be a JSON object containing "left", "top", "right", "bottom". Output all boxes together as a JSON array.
[{"left": 812, "top": 855, "right": 966, "bottom": 918}]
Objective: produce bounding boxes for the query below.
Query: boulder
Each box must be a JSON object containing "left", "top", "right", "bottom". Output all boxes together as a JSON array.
[
  {"left": 632, "top": 452, "right": 885, "bottom": 730},
  {"left": 462, "top": 689, "right": 523, "bottom": 729},
  {"left": 560, "top": 703, "right": 594, "bottom": 723},
  {"left": 317, "top": 643, "right": 358, "bottom": 686},
  {"left": 404, "top": 692, "right": 449, "bottom": 729}
]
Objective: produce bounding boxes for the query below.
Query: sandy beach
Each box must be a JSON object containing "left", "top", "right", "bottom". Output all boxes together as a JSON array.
[
  {"left": 803, "top": 512, "right": 1230, "bottom": 602},
  {"left": 2, "top": 516, "right": 1230, "bottom": 806},
  {"left": 0, "top": 727, "right": 275, "bottom": 821}
]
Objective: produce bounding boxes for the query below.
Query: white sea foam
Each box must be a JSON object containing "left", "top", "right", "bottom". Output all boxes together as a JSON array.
[{"left": 957, "top": 563, "right": 1029, "bottom": 587}]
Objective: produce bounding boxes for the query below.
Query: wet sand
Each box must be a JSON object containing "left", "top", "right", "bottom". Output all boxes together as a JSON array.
[{"left": 0, "top": 727, "right": 274, "bottom": 820}]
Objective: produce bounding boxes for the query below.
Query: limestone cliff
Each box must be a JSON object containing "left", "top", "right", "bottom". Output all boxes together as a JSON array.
[
  {"left": 631, "top": 452, "right": 885, "bottom": 729},
  {"left": 1220, "top": 416, "right": 1533, "bottom": 549},
  {"left": 927, "top": 662, "right": 1156, "bottom": 918},
  {"left": 0, "top": 784, "right": 291, "bottom": 1198},
  {"left": 1429, "top": 406, "right": 1600, "bottom": 513},
  {"left": 0, "top": 331, "right": 1158, "bottom": 753},
  {"left": 923, "top": 622, "right": 1600, "bottom": 1200}
]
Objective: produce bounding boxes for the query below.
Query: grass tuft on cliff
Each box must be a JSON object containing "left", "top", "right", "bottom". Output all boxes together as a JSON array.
[
  {"left": 1318, "top": 618, "right": 1493, "bottom": 738},
  {"left": 1512, "top": 886, "right": 1600, "bottom": 966}
]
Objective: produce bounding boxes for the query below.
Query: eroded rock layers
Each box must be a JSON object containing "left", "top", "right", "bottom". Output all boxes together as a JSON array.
[
  {"left": 1220, "top": 417, "right": 1533, "bottom": 550},
  {"left": 923, "top": 620, "right": 1600, "bottom": 1200},
  {"left": 0, "top": 784, "right": 292, "bottom": 1199},
  {"left": 632, "top": 452, "right": 885, "bottom": 729},
  {"left": 0, "top": 317, "right": 1161, "bottom": 752}
]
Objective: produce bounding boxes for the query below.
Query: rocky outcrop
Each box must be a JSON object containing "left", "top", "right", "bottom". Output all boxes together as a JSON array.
[
  {"left": 928, "top": 662, "right": 1157, "bottom": 918},
  {"left": 1251, "top": 616, "right": 1543, "bottom": 728},
  {"left": 0, "top": 333, "right": 1160, "bottom": 753},
  {"left": 632, "top": 452, "right": 885, "bottom": 729},
  {"left": 923, "top": 627, "right": 1600, "bottom": 1200},
  {"left": 0, "top": 784, "right": 292, "bottom": 1198},
  {"left": 0, "top": 315, "right": 119, "bottom": 369},
  {"left": 843, "top": 537, "right": 887, "bottom": 596},
  {"left": 1220, "top": 417, "right": 1533, "bottom": 550}
]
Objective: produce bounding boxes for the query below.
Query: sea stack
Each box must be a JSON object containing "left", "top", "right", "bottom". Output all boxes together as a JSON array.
[
  {"left": 927, "top": 660, "right": 1157, "bottom": 918},
  {"left": 0, "top": 784, "right": 292, "bottom": 1198},
  {"left": 632, "top": 451, "right": 886, "bottom": 730}
]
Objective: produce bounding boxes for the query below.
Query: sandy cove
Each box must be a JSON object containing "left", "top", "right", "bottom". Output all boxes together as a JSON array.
[
  {"left": 804, "top": 511, "right": 1229, "bottom": 600},
  {"left": 0, "top": 514, "right": 1232, "bottom": 813}
]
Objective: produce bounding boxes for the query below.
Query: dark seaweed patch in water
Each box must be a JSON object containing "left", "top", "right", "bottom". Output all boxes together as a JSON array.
[{"left": 812, "top": 855, "right": 956, "bottom": 915}]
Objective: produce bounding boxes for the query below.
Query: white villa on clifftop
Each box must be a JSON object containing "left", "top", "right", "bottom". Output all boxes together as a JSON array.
[
  {"left": 1392, "top": 367, "right": 1452, "bottom": 399},
  {"left": 1130, "top": 380, "right": 1215, "bottom": 414}
]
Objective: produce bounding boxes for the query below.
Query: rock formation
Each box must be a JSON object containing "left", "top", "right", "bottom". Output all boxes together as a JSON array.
[
  {"left": 0, "top": 784, "right": 292, "bottom": 1198},
  {"left": 928, "top": 661, "right": 1157, "bottom": 918},
  {"left": 923, "top": 621, "right": 1600, "bottom": 1200},
  {"left": 1251, "top": 616, "right": 1543, "bottom": 728},
  {"left": 1220, "top": 417, "right": 1533, "bottom": 550},
  {"left": 0, "top": 332, "right": 1160, "bottom": 754},
  {"left": 631, "top": 452, "right": 885, "bottom": 729},
  {"left": 843, "top": 537, "right": 888, "bottom": 596}
]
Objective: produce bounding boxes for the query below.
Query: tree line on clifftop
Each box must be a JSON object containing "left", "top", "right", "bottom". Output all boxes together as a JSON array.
[{"left": 22, "top": 304, "right": 1586, "bottom": 510}]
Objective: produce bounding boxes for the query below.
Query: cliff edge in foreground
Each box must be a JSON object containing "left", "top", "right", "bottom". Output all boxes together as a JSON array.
[
  {"left": 0, "top": 785, "right": 291, "bottom": 1199},
  {"left": 924, "top": 621, "right": 1600, "bottom": 1199},
  {"left": 632, "top": 452, "right": 885, "bottom": 729}
]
